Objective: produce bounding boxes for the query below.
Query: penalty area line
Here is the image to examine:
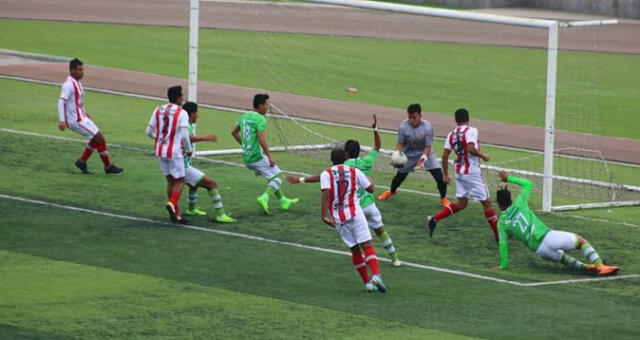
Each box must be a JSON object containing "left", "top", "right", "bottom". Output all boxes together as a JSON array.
[{"left": 2, "top": 193, "right": 639, "bottom": 287}]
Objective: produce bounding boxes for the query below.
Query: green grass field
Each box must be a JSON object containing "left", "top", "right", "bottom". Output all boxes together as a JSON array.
[
  {"left": 1, "top": 19, "right": 639, "bottom": 139},
  {"left": 1, "top": 76, "right": 640, "bottom": 338}
]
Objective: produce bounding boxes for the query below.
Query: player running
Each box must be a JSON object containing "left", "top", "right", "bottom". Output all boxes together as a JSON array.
[
  {"left": 427, "top": 108, "right": 499, "bottom": 241},
  {"left": 495, "top": 170, "right": 619, "bottom": 276},
  {"left": 321, "top": 148, "right": 387, "bottom": 293},
  {"left": 57, "top": 58, "right": 123, "bottom": 174},
  {"left": 377, "top": 103, "right": 449, "bottom": 207},
  {"left": 231, "top": 94, "right": 298, "bottom": 215},
  {"left": 146, "top": 86, "right": 192, "bottom": 223},
  {"left": 287, "top": 114, "right": 402, "bottom": 266},
  {"left": 181, "top": 102, "right": 236, "bottom": 223}
]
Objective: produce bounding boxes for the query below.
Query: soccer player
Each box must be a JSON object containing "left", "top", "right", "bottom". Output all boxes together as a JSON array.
[
  {"left": 230, "top": 94, "right": 298, "bottom": 215},
  {"left": 495, "top": 170, "right": 619, "bottom": 276},
  {"left": 427, "top": 108, "right": 499, "bottom": 241},
  {"left": 57, "top": 58, "right": 123, "bottom": 174},
  {"left": 287, "top": 114, "right": 402, "bottom": 266},
  {"left": 321, "top": 148, "right": 387, "bottom": 293},
  {"left": 181, "top": 102, "right": 236, "bottom": 223},
  {"left": 146, "top": 86, "right": 192, "bottom": 223},
  {"left": 377, "top": 103, "right": 449, "bottom": 207}
]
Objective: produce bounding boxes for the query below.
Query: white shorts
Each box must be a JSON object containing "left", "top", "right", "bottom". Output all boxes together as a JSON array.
[
  {"left": 185, "top": 166, "right": 206, "bottom": 187},
  {"left": 535, "top": 230, "right": 578, "bottom": 262},
  {"left": 335, "top": 211, "right": 372, "bottom": 248},
  {"left": 68, "top": 118, "right": 99, "bottom": 139},
  {"left": 245, "top": 155, "right": 281, "bottom": 180},
  {"left": 362, "top": 204, "right": 383, "bottom": 229},
  {"left": 454, "top": 172, "right": 489, "bottom": 201},
  {"left": 159, "top": 157, "right": 185, "bottom": 179}
]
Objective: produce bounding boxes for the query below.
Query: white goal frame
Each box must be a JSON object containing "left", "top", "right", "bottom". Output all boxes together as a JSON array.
[{"left": 187, "top": 0, "right": 622, "bottom": 212}]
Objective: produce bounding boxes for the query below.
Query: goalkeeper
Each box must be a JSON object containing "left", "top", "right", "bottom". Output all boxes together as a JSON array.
[
  {"left": 287, "top": 114, "right": 402, "bottom": 267},
  {"left": 495, "top": 170, "right": 619, "bottom": 276},
  {"left": 377, "top": 103, "right": 449, "bottom": 207}
]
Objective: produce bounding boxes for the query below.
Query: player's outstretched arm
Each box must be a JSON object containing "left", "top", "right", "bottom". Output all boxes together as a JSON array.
[
  {"left": 507, "top": 174, "right": 532, "bottom": 204},
  {"left": 499, "top": 228, "right": 509, "bottom": 269},
  {"left": 441, "top": 149, "right": 451, "bottom": 184},
  {"left": 190, "top": 135, "right": 217, "bottom": 143},
  {"left": 230, "top": 125, "right": 242, "bottom": 145},
  {"left": 372, "top": 114, "right": 381, "bottom": 152},
  {"left": 467, "top": 143, "right": 490, "bottom": 162},
  {"left": 287, "top": 174, "right": 321, "bottom": 184}
]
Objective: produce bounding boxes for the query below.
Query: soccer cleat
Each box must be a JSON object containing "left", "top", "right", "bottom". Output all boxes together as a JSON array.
[
  {"left": 257, "top": 195, "right": 270, "bottom": 215},
  {"left": 214, "top": 214, "right": 237, "bottom": 223},
  {"left": 166, "top": 202, "right": 178, "bottom": 223},
  {"left": 585, "top": 264, "right": 599, "bottom": 273},
  {"left": 185, "top": 208, "right": 208, "bottom": 216},
  {"left": 370, "top": 274, "right": 387, "bottom": 293},
  {"left": 596, "top": 265, "right": 620, "bottom": 276},
  {"left": 440, "top": 197, "right": 451, "bottom": 207},
  {"left": 365, "top": 282, "right": 378, "bottom": 292},
  {"left": 377, "top": 190, "right": 396, "bottom": 201},
  {"left": 427, "top": 216, "right": 437, "bottom": 238},
  {"left": 74, "top": 160, "right": 90, "bottom": 174},
  {"left": 176, "top": 215, "right": 189, "bottom": 224},
  {"left": 104, "top": 164, "right": 124, "bottom": 174},
  {"left": 392, "top": 260, "right": 403, "bottom": 267},
  {"left": 280, "top": 197, "right": 299, "bottom": 211}
]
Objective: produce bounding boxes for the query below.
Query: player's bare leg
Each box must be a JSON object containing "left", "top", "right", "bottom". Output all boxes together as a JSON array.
[{"left": 427, "top": 198, "right": 467, "bottom": 238}]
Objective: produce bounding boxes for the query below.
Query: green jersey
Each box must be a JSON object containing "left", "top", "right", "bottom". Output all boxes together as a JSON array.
[
  {"left": 237, "top": 112, "right": 267, "bottom": 164},
  {"left": 344, "top": 150, "right": 378, "bottom": 208},
  {"left": 498, "top": 176, "right": 551, "bottom": 269},
  {"left": 184, "top": 122, "right": 195, "bottom": 168}
]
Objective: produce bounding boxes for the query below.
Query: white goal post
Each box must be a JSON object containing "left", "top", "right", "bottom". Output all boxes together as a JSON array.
[{"left": 186, "top": 0, "right": 620, "bottom": 212}]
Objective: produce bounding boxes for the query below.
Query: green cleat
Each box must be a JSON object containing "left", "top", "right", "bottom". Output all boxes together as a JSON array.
[
  {"left": 280, "top": 197, "right": 299, "bottom": 211},
  {"left": 257, "top": 195, "right": 270, "bottom": 215},
  {"left": 214, "top": 214, "right": 237, "bottom": 223},
  {"left": 185, "top": 208, "right": 208, "bottom": 216}
]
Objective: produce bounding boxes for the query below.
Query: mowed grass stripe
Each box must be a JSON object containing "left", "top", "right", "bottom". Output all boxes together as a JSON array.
[
  {"left": 0, "top": 19, "right": 638, "bottom": 139},
  {"left": 0, "top": 250, "right": 470, "bottom": 339},
  {"left": 2, "top": 200, "right": 640, "bottom": 339}
]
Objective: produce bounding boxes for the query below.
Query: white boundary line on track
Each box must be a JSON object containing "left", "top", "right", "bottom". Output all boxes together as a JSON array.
[
  {"left": 2, "top": 74, "right": 638, "bottom": 168},
  {"left": 5, "top": 127, "right": 640, "bottom": 229},
  {"left": 3, "top": 193, "right": 639, "bottom": 287}
]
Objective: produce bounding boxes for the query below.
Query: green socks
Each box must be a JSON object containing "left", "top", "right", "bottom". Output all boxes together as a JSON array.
[
  {"left": 188, "top": 188, "right": 198, "bottom": 211},
  {"left": 208, "top": 188, "right": 226, "bottom": 217},
  {"left": 378, "top": 230, "right": 399, "bottom": 262}
]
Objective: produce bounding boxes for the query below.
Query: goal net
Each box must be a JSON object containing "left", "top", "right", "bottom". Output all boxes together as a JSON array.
[{"left": 190, "top": 0, "right": 640, "bottom": 212}]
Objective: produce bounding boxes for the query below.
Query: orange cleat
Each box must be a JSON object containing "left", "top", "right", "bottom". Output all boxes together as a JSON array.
[
  {"left": 596, "top": 265, "right": 619, "bottom": 276},
  {"left": 440, "top": 197, "right": 451, "bottom": 207},
  {"left": 377, "top": 190, "right": 396, "bottom": 201}
]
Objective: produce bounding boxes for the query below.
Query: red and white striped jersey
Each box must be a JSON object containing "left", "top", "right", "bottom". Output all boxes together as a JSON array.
[
  {"left": 444, "top": 125, "right": 481, "bottom": 175},
  {"left": 320, "top": 165, "right": 372, "bottom": 223},
  {"left": 147, "top": 103, "right": 189, "bottom": 159},
  {"left": 59, "top": 76, "right": 88, "bottom": 123}
]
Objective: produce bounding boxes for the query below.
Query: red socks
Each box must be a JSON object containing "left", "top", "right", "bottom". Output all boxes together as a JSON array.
[
  {"left": 363, "top": 246, "right": 380, "bottom": 276},
  {"left": 80, "top": 140, "right": 98, "bottom": 162},
  {"left": 96, "top": 142, "right": 111, "bottom": 167},
  {"left": 351, "top": 249, "right": 369, "bottom": 283},
  {"left": 170, "top": 191, "right": 181, "bottom": 215},
  {"left": 485, "top": 209, "right": 499, "bottom": 239},
  {"left": 434, "top": 203, "right": 460, "bottom": 222}
]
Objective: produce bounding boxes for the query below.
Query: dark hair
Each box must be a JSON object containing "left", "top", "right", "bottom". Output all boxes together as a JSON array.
[
  {"left": 407, "top": 103, "right": 422, "bottom": 115},
  {"left": 344, "top": 139, "right": 360, "bottom": 159},
  {"left": 253, "top": 93, "right": 270, "bottom": 109},
  {"left": 496, "top": 186, "right": 512, "bottom": 208},
  {"left": 69, "top": 58, "right": 83, "bottom": 70},
  {"left": 455, "top": 108, "right": 470, "bottom": 123},
  {"left": 182, "top": 101, "right": 198, "bottom": 115},
  {"left": 167, "top": 86, "right": 183, "bottom": 103},
  {"left": 331, "top": 148, "right": 346, "bottom": 165}
]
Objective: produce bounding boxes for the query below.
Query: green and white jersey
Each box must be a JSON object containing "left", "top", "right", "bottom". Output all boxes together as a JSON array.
[
  {"left": 344, "top": 149, "right": 378, "bottom": 208},
  {"left": 183, "top": 122, "right": 195, "bottom": 169},
  {"left": 498, "top": 176, "right": 551, "bottom": 269},
  {"left": 237, "top": 111, "right": 267, "bottom": 164}
]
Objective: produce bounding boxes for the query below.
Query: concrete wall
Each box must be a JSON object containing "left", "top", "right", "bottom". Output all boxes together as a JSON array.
[{"left": 404, "top": 0, "right": 640, "bottom": 19}]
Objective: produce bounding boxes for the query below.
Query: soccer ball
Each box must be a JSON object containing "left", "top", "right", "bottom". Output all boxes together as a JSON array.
[{"left": 390, "top": 151, "right": 407, "bottom": 168}]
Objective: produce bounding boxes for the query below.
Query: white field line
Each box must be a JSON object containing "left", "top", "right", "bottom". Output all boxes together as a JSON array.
[
  {"left": 3, "top": 74, "right": 639, "bottom": 168},
  {"left": 3, "top": 193, "right": 639, "bottom": 287},
  {"left": 5, "top": 127, "right": 640, "bottom": 230}
]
